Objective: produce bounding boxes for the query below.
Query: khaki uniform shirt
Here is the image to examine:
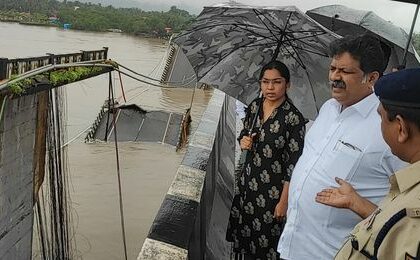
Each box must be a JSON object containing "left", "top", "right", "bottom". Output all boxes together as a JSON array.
[{"left": 335, "top": 161, "right": 420, "bottom": 260}]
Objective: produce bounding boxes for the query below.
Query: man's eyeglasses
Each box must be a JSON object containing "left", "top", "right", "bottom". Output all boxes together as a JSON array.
[{"left": 259, "top": 79, "right": 285, "bottom": 86}]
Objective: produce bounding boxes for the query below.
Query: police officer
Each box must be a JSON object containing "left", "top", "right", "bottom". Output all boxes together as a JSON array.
[{"left": 315, "top": 68, "right": 420, "bottom": 259}]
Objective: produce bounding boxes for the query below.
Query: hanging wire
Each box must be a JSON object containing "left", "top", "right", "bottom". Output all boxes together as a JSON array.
[
  {"left": 32, "top": 87, "right": 73, "bottom": 259},
  {"left": 117, "top": 71, "right": 127, "bottom": 103},
  {"left": 35, "top": 199, "right": 47, "bottom": 260},
  {"left": 108, "top": 72, "right": 128, "bottom": 260}
]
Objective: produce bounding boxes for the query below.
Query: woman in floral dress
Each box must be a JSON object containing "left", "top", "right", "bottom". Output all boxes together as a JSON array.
[{"left": 226, "top": 61, "right": 305, "bottom": 260}]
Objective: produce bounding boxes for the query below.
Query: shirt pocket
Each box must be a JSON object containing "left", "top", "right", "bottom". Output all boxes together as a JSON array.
[{"left": 320, "top": 140, "right": 363, "bottom": 181}]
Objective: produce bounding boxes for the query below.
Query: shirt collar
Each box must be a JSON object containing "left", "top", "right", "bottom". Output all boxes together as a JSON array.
[
  {"left": 332, "top": 93, "right": 378, "bottom": 118},
  {"left": 393, "top": 160, "right": 420, "bottom": 193}
]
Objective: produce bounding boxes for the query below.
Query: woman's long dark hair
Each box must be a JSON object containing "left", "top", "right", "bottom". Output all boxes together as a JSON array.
[{"left": 258, "top": 60, "right": 290, "bottom": 83}]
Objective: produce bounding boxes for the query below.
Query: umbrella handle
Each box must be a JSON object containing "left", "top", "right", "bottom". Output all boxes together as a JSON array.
[{"left": 248, "top": 91, "right": 263, "bottom": 136}]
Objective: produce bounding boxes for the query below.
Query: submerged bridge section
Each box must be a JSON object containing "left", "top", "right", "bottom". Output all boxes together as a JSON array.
[{"left": 85, "top": 103, "right": 190, "bottom": 149}]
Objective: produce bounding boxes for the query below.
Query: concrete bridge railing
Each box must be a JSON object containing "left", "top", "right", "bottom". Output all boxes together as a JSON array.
[{"left": 138, "top": 90, "right": 237, "bottom": 260}]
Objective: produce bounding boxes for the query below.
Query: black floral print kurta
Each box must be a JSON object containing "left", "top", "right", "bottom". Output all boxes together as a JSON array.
[{"left": 226, "top": 97, "right": 305, "bottom": 260}]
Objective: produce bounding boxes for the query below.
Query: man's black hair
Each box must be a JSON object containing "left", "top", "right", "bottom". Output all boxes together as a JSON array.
[
  {"left": 382, "top": 103, "right": 420, "bottom": 129},
  {"left": 329, "top": 34, "right": 387, "bottom": 76}
]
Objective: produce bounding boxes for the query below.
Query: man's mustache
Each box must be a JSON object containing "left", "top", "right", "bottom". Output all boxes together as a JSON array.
[{"left": 330, "top": 80, "right": 346, "bottom": 89}]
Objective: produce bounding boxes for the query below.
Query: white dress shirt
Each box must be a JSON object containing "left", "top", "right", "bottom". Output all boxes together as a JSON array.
[{"left": 277, "top": 94, "right": 405, "bottom": 260}]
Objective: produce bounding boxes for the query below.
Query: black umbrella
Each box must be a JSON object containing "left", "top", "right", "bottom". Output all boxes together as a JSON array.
[
  {"left": 307, "top": 5, "right": 420, "bottom": 70},
  {"left": 173, "top": 3, "right": 340, "bottom": 120}
]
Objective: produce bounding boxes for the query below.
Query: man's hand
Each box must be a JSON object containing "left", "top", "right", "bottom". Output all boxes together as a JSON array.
[
  {"left": 315, "top": 177, "right": 354, "bottom": 209},
  {"left": 240, "top": 133, "right": 256, "bottom": 150},
  {"left": 315, "top": 177, "right": 377, "bottom": 219}
]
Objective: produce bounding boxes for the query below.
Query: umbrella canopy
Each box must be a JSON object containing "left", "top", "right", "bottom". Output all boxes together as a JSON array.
[
  {"left": 392, "top": 0, "right": 420, "bottom": 4},
  {"left": 307, "top": 5, "right": 420, "bottom": 69},
  {"left": 391, "top": 0, "right": 420, "bottom": 66},
  {"left": 173, "top": 3, "right": 340, "bottom": 120}
]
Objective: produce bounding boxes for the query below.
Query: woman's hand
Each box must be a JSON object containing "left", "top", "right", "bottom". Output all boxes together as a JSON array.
[
  {"left": 240, "top": 133, "right": 256, "bottom": 150},
  {"left": 274, "top": 182, "right": 289, "bottom": 221}
]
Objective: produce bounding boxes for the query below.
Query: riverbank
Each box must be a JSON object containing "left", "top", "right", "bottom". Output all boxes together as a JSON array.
[
  {"left": 0, "top": 20, "right": 171, "bottom": 40},
  {"left": 0, "top": 19, "right": 57, "bottom": 27}
]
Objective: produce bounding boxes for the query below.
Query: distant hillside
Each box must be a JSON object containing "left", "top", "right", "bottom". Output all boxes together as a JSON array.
[
  {"left": 0, "top": 0, "right": 196, "bottom": 37},
  {"left": 71, "top": 0, "right": 202, "bottom": 14}
]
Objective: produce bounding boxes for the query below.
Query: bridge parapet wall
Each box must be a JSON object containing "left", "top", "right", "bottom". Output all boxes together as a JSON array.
[
  {"left": 138, "top": 89, "right": 236, "bottom": 260},
  {"left": 0, "top": 94, "right": 38, "bottom": 259}
]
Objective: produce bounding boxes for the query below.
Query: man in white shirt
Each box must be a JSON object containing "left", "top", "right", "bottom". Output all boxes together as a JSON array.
[{"left": 277, "top": 34, "right": 405, "bottom": 259}]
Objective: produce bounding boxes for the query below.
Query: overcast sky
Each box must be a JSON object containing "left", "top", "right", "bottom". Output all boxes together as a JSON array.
[{"left": 139, "top": 0, "right": 420, "bottom": 32}]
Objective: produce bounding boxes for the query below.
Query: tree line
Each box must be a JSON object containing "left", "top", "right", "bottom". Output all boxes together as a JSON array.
[{"left": 0, "top": 0, "right": 195, "bottom": 37}]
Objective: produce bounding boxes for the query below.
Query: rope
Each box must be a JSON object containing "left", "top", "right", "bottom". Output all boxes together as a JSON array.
[
  {"left": 162, "top": 112, "right": 173, "bottom": 143},
  {"left": 104, "top": 83, "right": 112, "bottom": 141},
  {"left": 106, "top": 109, "right": 121, "bottom": 141},
  {"left": 108, "top": 72, "right": 128, "bottom": 260},
  {"left": 117, "top": 71, "right": 127, "bottom": 103},
  {"left": 61, "top": 125, "right": 92, "bottom": 148},
  {"left": 115, "top": 62, "right": 197, "bottom": 87},
  {"left": 0, "top": 95, "right": 7, "bottom": 126}
]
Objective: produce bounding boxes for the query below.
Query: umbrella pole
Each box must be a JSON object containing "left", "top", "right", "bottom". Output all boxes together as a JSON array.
[
  {"left": 249, "top": 91, "right": 263, "bottom": 135},
  {"left": 402, "top": 2, "right": 420, "bottom": 66},
  {"left": 235, "top": 91, "right": 263, "bottom": 178}
]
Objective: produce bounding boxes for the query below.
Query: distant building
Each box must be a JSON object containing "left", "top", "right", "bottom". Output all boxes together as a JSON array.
[
  {"left": 106, "top": 28, "right": 123, "bottom": 33},
  {"left": 164, "top": 27, "right": 173, "bottom": 34},
  {"left": 48, "top": 16, "right": 59, "bottom": 24}
]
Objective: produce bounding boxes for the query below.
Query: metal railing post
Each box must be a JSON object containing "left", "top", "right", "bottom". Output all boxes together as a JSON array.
[{"left": 0, "top": 58, "right": 8, "bottom": 80}]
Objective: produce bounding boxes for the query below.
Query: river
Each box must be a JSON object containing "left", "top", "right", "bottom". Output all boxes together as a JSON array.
[{"left": 0, "top": 22, "right": 212, "bottom": 259}]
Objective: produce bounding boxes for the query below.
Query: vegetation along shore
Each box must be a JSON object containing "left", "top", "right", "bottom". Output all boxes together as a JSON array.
[{"left": 0, "top": 0, "right": 195, "bottom": 38}]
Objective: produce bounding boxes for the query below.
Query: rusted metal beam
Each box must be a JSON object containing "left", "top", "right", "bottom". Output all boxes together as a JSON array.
[
  {"left": 0, "top": 63, "right": 115, "bottom": 96},
  {"left": 0, "top": 47, "right": 109, "bottom": 80}
]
